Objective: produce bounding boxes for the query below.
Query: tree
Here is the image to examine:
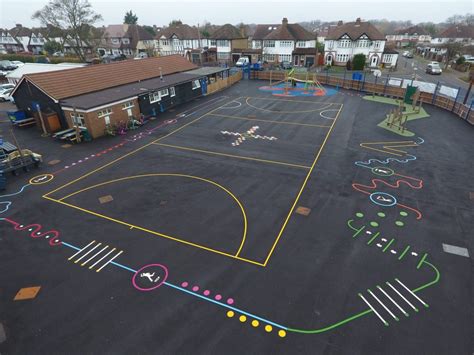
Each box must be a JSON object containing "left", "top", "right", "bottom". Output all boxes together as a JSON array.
[
  {"left": 443, "top": 41, "right": 463, "bottom": 69},
  {"left": 169, "top": 20, "right": 182, "bottom": 27},
  {"left": 352, "top": 53, "right": 366, "bottom": 70},
  {"left": 124, "top": 10, "right": 138, "bottom": 25},
  {"left": 32, "top": 0, "right": 102, "bottom": 62},
  {"left": 44, "top": 40, "right": 62, "bottom": 54},
  {"left": 142, "top": 25, "right": 155, "bottom": 36}
]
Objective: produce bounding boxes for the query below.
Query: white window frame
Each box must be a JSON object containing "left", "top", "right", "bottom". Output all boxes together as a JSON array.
[
  {"left": 159, "top": 88, "right": 169, "bottom": 97},
  {"left": 264, "top": 40, "right": 275, "bottom": 48},
  {"left": 296, "top": 41, "right": 306, "bottom": 48},
  {"left": 97, "top": 108, "right": 113, "bottom": 118},
  {"left": 149, "top": 91, "right": 161, "bottom": 103},
  {"left": 192, "top": 80, "right": 201, "bottom": 90},
  {"left": 170, "top": 87, "right": 176, "bottom": 97},
  {"left": 70, "top": 113, "right": 85, "bottom": 127},
  {"left": 111, "top": 38, "right": 120, "bottom": 44},
  {"left": 210, "top": 40, "right": 216, "bottom": 46},
  {"left": 280, "top": 41, "right": 293, "bottom": 47},
  {"left": 122, "top": 101, "right": 134, "bottom": 110},
  {"left": 122, "top": 38, "right": 130, "bottom": 44}
]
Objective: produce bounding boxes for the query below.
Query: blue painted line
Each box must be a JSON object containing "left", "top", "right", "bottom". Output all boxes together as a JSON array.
[
  {"left": 354, "top": 154, "right": 417, "bottom": 169},
  {"left": 164, "top": 281, "right": 288, "bottom": 330},
  {"left": 60, "top": 239, "right": 287, "bottom": 329},
  {"left": 0, "top": 183, "right": 31, "bottom": 198}
]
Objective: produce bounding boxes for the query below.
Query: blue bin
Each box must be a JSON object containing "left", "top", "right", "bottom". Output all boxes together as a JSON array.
[{"left": 7, "top": 110, "right": 26, "bottom": 122}]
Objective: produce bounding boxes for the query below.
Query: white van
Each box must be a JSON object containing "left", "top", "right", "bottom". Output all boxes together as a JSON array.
[{"left": 235, "top": 57, "right": 249, "bottom": 67}]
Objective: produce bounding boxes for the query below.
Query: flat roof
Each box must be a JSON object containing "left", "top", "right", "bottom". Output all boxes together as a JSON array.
[
  {"left": 185, "top": 67, "right": 229, "bottom": 76},
  {"left": 60, "top": 72, "right": 203, "bottom": 110}
]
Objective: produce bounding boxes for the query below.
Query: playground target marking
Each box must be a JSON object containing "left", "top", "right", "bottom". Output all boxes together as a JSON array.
[
  {"left": 220, "top": 100, "right": 242, "bottom": 109},
  {"left": 319, "top": 109, "right": 340, "bottom": 120},
  {"left": 371, "top": 167, "right": 395, "bottom": 177},
  {"left": 29, "top": 174, "right": 54, "bottom": 185},
  {"left": 132, "top": 264, "right": 169, "bottom": 291},
  {"left": 369, "top": 192, "right": 397, "bottom": 207}
]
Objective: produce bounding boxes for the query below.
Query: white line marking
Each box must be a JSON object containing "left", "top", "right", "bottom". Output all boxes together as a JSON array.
[
  {"left": 359, "top": 293, "right": 388, "bottom": 326},
  {"left": 368, "top": 289, "right": 398, "bottom": 320},
  {"left": 377, "top": 285, "right": 408, "bottom": 316},
  {"left": 89, "top": 248, "right": 116, "bottom": 269},
  {"left": 396, "top": 279, "right": 429, "bottom": 307},
  {"left": 386, "top": 281, "right": 418, "bottom": 311},
  {"left": 96, "top": 250, "right": 123, "bottom": 272},
  {"left": 81, "top": 245, "right": 109, "bottom": 266},
  {"left": 68, "top": 240, "right": 96, "bottom": 260},
  {"left": 74, "top": 243, "right": 101, "bottom": 263}
]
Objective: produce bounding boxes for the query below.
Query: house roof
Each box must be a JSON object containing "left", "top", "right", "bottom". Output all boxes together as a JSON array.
[
  {"left": 210, "top": 24, "right": 245, "bottom": 39},
  {"left": 326, "top": 18, "right": 385, "bottom": 41},
  {"left": 126, "top": 25, "right": 154, "bottom": 49},
  {"left": 20, "top": 55, "right": 198, "bottom": 100},
  {"left": 104, "top": 24, "right": 129, "bottom": 38},
  {"left": 253, "top": 20, "right": 314, "bottom": 41},
  {"left": 9, "top": 25, "right": 32, "bottom": 37},
  {"left": 60, "top": 72, "right": 203, "bottom": 110},
  {"left": 439, "top": 25, "right": 474, "bottom": 39},
  {"left": 156, "top": 24, "right": 199, "bottom": 40},
  {"left": 6, "top": 63, "right": 86, "bottom": 80},
  {"left": 394, "top": 25, "right": 428, "bottom": 36}
]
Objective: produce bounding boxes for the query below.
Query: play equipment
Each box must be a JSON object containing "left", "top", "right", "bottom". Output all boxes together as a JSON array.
[
  {"left": 261, "top": 69, "right": 328, "bottom": 97},
  {"left": 385, "top": 87, "right": 423, "bottom": 133}
]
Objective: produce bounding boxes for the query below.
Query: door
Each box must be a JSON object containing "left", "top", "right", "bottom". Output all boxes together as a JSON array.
[
  {"left": 370, "top": 55, "right": 378, "bottom": 67},
  {"left": 305, "top": 57, "right": 314, "bottom": 67},
  {"left": 326, "top": 54, "right": 332, "bottom": 65},
  {"left": 294, "top": 55, "right": 299, "bottom": 66}
]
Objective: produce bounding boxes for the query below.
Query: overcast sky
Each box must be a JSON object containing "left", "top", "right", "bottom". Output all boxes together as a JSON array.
[{"left": 0, "top": 0, "right": 472, "bottom": 28}]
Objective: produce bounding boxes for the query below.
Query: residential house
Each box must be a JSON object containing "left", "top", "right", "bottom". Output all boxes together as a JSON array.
[
  {"left": 127, "top": 25, "right": 156, "bottom": 57},
  {"left": 9, "top": 24, "right": 47, "bottom": 54},
  {"left": 324, "top": 18, "right": 386, "bottom": 67},
  {"left": 252, "top": 18, "right": 317, "bottom": 67},
  {"left": 98, "top": 24, "right": 133, "bottom": 57},
  {"left": 386, "top": 26, "right": 432, "bottom": 47},
  {"left": 156, "top": 24, "right": 202, "bottom": 56},
  {"left": 11, "top": 55, "right": 205, "bottom": 138},
  {"left": 430, "top": 25, "right": 474, "bottom": 45},
  {"left": 208, "top": 24, "right": 248, "bottom": 64},
  {"left": 0, "top": 29, "right": 22, "bottom": 53}
]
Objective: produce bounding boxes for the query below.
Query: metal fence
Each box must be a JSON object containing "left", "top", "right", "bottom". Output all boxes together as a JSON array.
[{"left": 251, "top": 70, "right": 474, "bottom": 125}]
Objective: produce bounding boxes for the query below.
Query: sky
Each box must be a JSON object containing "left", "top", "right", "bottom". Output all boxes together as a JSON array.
[{"left": 0, "top": 0, "right": 472, "bottom": 28}]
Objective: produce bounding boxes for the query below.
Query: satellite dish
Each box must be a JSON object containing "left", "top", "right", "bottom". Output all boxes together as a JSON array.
[{"left": 373, "top": 69, "right": 381, "bottom": 77}]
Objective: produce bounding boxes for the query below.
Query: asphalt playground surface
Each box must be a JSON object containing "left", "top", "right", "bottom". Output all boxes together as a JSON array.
[{"left": 0, "top": 80, "right": 473, "bottom": 354}]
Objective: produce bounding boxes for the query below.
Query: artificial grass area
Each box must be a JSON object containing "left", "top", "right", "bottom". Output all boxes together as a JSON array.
[{"left": 363, "top": 95, "right": 430, "bottom": 137}]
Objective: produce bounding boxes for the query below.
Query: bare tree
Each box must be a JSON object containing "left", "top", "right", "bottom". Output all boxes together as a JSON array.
[
  {"left": 32, "top": 0, "right": 102, "bottom": 62},
  {"left": 442, "top": 41, "right": 463, "bottom": 69}
]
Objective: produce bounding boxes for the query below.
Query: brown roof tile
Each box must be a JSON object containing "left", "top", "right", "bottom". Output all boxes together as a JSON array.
[
  {"left": 394, "top": 25, "right": 428, "bottom": 36},
  {"left": 23, "top": 55, "right": 197, "bottom": 100},
  {"left": 439, "top": 25, "right": 474, "bottom": 39},
  {"left": 253, "top": 20, "right": 314, "bottom": 41},
  {"left": 156, "top": 24, "right": 199, "bottom": 40},
  {"left": 326, "top": 19, "right": 385, "bottom": 41},
  {"left": 210, "top": 24, "right": 245, "bottom": 39}
]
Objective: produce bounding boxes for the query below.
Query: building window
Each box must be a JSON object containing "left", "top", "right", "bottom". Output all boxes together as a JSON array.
[
  {"left": 253, "top": 40, "right": 261, "bottom": 49},
  {"left": 32, "top": 37, "right": 38, "bottom": 43},
  {"left": 70, "top": 113, "right": 85, "bottom": 127},
  {"left": 263, "top": 53, "right": 276, "bottom": 62},
  {"left": 280, "top": 41, "right": 293, "bottom": 47},
  {"left": 336, "top": 54, "right": 350, "bottom": 62},
  {"left": 111, "top": 38, "right": 119, "bottom": 44},
  {"left": 217, "top": 52, "right": 230, "bottom": 59},
  {"left": 279, "top": 54, "right": 291, "bottom": 62},
  {"left": 122, "top": 101, "right": 134, "bottom": 110},
  {"left": 149, "top": 91, "right": 161, "bottom": 103},
  {"left": 339, "top": 39, "right": 351, "bottom": 48},
  {"left": 264, "top": 40, "right": 275, "bottom": 48},
  {"left": 97, "top": 108, "right": 112, "bottom": 118},
  {"left": 122, "top": 38, "right": 130, "bottom": 44},
  {"left": 296, "top": 41, "right": 306, "bottom": 48},
  {"left": 192, "top": 80, "right": 201, "bottom": 90},
  {"left": 160, "top": 88, "right": 169, "bottom": 97},
  {"left": 216, "top": 40, "right": 229, "bottom": 47},
  {"left": 170, "top": 87, "right": 176, "bottom": 97},
  {"left": 210, "top": 40, "right": 216, "bottom": 46},
  {"left": 374, "top": 41, "right": 381, "bottom": 49}
]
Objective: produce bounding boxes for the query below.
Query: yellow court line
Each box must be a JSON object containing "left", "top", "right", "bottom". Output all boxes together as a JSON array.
[
  {"left": 43, "top": 97, "right": 242, "bottom": 198},
  {"left": 245, "top": 97, "right": 336, "bottom": 114},
  {"left": 262, "top": 103, "right": 344, "bottom": 266},
  {"left": 44, "top": 195, "right": 264, "bottom": 267},
  {"left": 208, "top": 113, "right": 332, "bottom": 128},
  {"left": 57, "top": 173, "right": 248, "bottom": 257},
  {"left": 152, "top": 143, "right": 312, "bottom": 170}
]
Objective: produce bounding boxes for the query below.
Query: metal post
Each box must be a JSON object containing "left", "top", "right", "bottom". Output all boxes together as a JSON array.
[
  {"left": 343, "top": 68, "right": 346, "bottom": 88},
  {"left": 432, "top": 81, "right": 439, "bottom": 104},
  {"left": 36, "top": 103, "right": 48, "bottom": 137},
  {"left": 361, "top": 71, "right": 365, "bottom": 92},
  {"left": 383, "top": 74, "right": 389, "bottom": 95},
  {"left": 466, "top": 100, "right": 473, "bottom": 121},
  {"left": 463, "top": 79, "right": 472, "bottom": 104},
  {"left": 452, "top": 87, "right": 461, "bottom": 112},
  {"left": 326, "top": 67, "right": 329, "bottom": 84}
]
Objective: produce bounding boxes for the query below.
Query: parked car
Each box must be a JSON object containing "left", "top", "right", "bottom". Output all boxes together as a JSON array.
[
  {"left": 235, "top": 56, "right": 250, "bottom": 67},
  {"left": 280, "top": 61, "right": 293, "bottom": 70},
  {"left": 426, "top": 62, "right": 442, "bottom": 75},
  {"left": 463, "top": 55, "right": 474, "bottom": 64},
  {"left": 11, "top": 60, "right": 24, "bottom": 67},
  {"left": 0, "top": 88, "right": 14, "bottom": 102},
  {"left": 0, "top": 60, "right": 18, "bottom": 71},
  {"left": 134, "top": 52, "right": 148, "bottom": 60},
  {"left": 53, "top": 51, "right": 64, "bottom": 57},
  {"left": 0, "top": 83, "right": 15, "bottom": 92}
]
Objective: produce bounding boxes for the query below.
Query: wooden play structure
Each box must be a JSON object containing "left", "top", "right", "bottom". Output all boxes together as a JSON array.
[
  {"left": 386, "top": 86, "right": 423, "bottom": 133},
  {"left": 267, "top": 69, "right": 326, "bottom": 97}
]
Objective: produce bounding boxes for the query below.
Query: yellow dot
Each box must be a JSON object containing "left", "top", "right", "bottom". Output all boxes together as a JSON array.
[
  {"left": 239, "top": 315, "right": 247, "bottom": 322},
  {"left": 251, "top": 320, "right": 259, "bottom": 327},
  {"left": 265, "top": 325, "right": 273, "bottom": 332},
  {"left": 278, "top": 330, "right": 287, "bottom": 338},
  {"left": 227, "top": 311, "right": 234, "bottom": 318}
]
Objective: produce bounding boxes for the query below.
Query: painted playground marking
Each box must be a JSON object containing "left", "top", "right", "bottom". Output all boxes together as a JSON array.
[
  {"left": 319, "top": 109, "right": 340, "bottom": 120},
  {"left": 359, "top": 138, "right": 424, "bottom": 157},
  {"left": 133, "top": 264, "right": 169, "bottom": 291},
  {"left": 245, "top": 97, "right": 338, "bottom": 114},
  {"left": 29, "top": 174, "right": 54, "bottom": 185},
  {"left": 220, "top": 126, "right": 277, "bottom": 146},
  {"left": 442, "top": 243, "right": 470, "bottom": 258},
  {"left": 67, "top": 239, "right": 124, "bottom": 272}
]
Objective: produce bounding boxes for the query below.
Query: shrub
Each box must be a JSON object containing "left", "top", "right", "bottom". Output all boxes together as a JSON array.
[
  {"left": 352, "top": 54, "right": 366, "bottom": 70},
  {"left": 456, "top": 56, "right": 466, "bottom": 65}
]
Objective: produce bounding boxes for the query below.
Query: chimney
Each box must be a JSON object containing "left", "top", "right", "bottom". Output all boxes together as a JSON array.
[
  {"left": 356, "top": 18, "right": 361, "bottom": 23},
  {"left": 282, "top": 18, "right": 288, "bottom": 27},
  {"left": 16, "top": 24, "right": 22, "bottom": 28},
  {"left": 239, "top": 24, "right": 246, "bottom": 38},
  {"left": 337, "top": 20, "right": 343, "bottom": 26}
]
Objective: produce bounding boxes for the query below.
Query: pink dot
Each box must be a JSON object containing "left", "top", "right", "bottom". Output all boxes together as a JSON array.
[
  {"left": 215, "top": 294, "right": 222, "bottom": 301},
  {"left": 192, "top": 286, "right": 199, "bottom": 292},
  {"left": 181, "top": 282, "right": 188, "bottom": 288},
  {"left": 226, "top": 298, "right": 234, "bottom": 305},
  {"left": 203, "top": 290, "right": 210, "bottom": 296}
]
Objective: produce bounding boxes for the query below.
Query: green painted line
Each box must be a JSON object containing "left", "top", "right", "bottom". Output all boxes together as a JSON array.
[
  {"left": 286, "top": 309, "right": 373, "bottom": 334},
  {"left": 353, "top": 225, "right": 365, "bottom": 238},
  {"left": 412, "top": 261, "right": 440, "bottom": 293},
  {"left": 383, "top": 238, "right": 395, "bottom": 252},
  {"left": 398, "top": 245, "right": 410, "bottom": 260},
  {"left": 416, "top": 253, "right": 428, "bottom": 269},
  {"left": 367, "top": 232, "right": 380, "bottom": 245}
]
